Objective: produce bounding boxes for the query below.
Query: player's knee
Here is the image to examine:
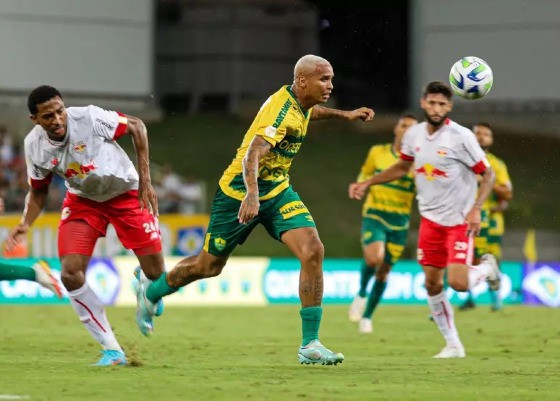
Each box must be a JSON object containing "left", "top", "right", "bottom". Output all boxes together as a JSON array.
[
  {"left": 60, "top": 269, "right": 85, "bottom": 291},
  {"left": 424, "top": 279, "right": 443, "bottom": 295},
  {"left": 364, "top": 253, "right": 383, "bottom": 268},
  {"left": 300, "top": 239, "right": 324, "bottom": 266}
]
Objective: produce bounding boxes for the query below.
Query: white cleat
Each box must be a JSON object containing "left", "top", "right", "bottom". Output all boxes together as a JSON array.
[
  {"left": 358, "top": 318, "right": 373, "bottom": 333},
  {"left": 481, "top": 254, "right": 501, "bottom": 291},
  {"left": 348, "top": 296, "right": 366, "bottom": 322},
  {"left": 433, "top": 344, "right": 466, "bottom": 359},
  {"left": 33, "top": 260, "right": 63, "bottom": 298}
]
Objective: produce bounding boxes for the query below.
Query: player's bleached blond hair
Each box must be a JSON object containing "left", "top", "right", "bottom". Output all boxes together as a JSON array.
[{"left": 293, "top": 54, "right": 331, "bottom": 80}]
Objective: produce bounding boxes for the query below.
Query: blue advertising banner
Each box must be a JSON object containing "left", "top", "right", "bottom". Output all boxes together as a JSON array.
[{"left": 523, "top": 262, "right": 560, "bottom": 307}]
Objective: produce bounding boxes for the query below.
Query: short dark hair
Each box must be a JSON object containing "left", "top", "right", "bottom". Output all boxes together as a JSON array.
[
  {"left": 423, "top": 81, "right": 453, "bottom": 100},
  {"left": 473, "top": 122, "right": 492, "bottom": 130},
  {"left": 399, "top": 113, "right": 418, "bottom": 121},
  {"left": 27, "top": 85, "right": 63, "bottom": 114}
]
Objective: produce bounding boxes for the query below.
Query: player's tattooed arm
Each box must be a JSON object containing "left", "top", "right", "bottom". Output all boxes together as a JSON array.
[
  {"left": 126, "top": 115, "right": 159, "bottom": 216},
  {"left": 238, "top": 136, "right": 272, "bottom": 224},
  {"left": 6, "top": 186, "right": 48, "bottom": 251},
  {"left": 311, "top": 105, "right": 374, "bottom": 122}
]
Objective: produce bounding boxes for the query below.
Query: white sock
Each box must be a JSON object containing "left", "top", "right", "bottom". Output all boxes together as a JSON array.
[
  {"left": 468, "top": 261, "right": 493, "bottom": 289},
  {"left": 427, "top": 291, "right": 461, "bottom": 347},
  {"left": 67, "top": 283, "right": 122, "bottom": 352}
]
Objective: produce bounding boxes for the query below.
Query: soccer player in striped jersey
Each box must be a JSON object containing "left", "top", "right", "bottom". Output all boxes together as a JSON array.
[
  {"left": 348, "top": 114, "right": 418, "bottom": 333},
  {"left": 135, "top": 55, "right": 375, "bottom": 366}
]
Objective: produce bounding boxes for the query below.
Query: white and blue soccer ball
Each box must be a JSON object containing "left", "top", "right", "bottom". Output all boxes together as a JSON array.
[{"left": 449, "top": 56, "right": 493, "bottom": 100}]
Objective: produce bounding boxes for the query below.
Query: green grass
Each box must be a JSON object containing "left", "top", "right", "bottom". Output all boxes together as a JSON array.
[
  {"left": 119, "top": 115, "right": 560, "bottom": 257},
  {"left": 0, "top": 305, "right": 558, "bottom": 400}
]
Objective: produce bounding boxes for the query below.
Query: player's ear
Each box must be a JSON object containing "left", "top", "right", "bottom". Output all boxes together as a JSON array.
[{"left": 30, "top": 114, "right": 38, "bottom": 125}]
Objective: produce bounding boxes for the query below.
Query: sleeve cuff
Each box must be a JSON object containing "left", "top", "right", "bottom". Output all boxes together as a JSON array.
[
  {"left": 472, "top": 159, "right": 489, "bottom": 174},
  {"left": 29, "top": 174, "right": 53, "bottom": 189},
  {"left": 113, "top": 112, "right": 128, "bottom": 140},
  {"left": 400, "top": 152, "right": 414, "bottom": 161}
]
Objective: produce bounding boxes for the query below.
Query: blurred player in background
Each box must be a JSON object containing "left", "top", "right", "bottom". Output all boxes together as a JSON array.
[
  {"left": 349, "top": 81, "right": 500, "bottom": 358},
  {"left": 6, "top": 86, "right": 164, "bottom": 366},
  {"left": 0, "top": 197, "right": 62, "bottom": 297},
  {"left": 460, "top": 123, "right": 513, "bottom": 311},
  {"left": 348, "top": 114, "right": 417, "bottom": 333},
  {"left": 134, "top": 54, "right": 374, "bottom": 366}
]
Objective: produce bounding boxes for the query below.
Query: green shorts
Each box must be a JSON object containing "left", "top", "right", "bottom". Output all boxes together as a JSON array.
[
  {"left": 361, "top": 216, "right": 408, "bottom": 265},
  {"left": 203, "top": 186, "right": 316, "bottom": 256}
]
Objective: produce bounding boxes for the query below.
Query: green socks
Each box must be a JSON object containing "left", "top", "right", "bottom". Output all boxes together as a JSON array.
[
  {"left": 0, "top": 262, "right": 36, "bottom": 281},
  {"left": 358, "top": 262, "right": 375, "bottom": 298},
  {"left": 363, "top": 280, "right": 387, "bottom": 319},
  {"left": 300, "top": 306, "right": 323, "bottom": 346},
  {"left": 146, "top": 272, "right": 178, "bottom": 303}
]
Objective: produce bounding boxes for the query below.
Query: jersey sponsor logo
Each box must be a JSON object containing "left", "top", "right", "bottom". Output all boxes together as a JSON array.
[
  {"left": 64, "top": 161, "right": 96, "bottom": 179},
  {"left": 259, "top": 165, "right": 287, "bottom": 179},
  {"left": 279, "top": 201, "right": 309, "bottom": 220},
  {"left": 214, "top": 237, "right": 227, "bottom": 251},
  {"left": 277, "top": 139, "right": 302, "bottom": 153},
  {"left": 437, "top": 147, "right": 448, "bottom": 157},
  {"left": 415, "top": 163, "right": 448, "bottom": 180},
  {"left": 61, "top": 207, "right": 71, "bottom": 220},
  {"left": 272, "top": 99, "right": 292, "bottom": 128},
  {"left": 73, "top": 141, "right": 87, "bottom": 153},
  {"left": 95, "top": 118, "right": 114, "bottom": 130},
  {"left": 264, "top": 126, "right": 277, "bottom": 138}
]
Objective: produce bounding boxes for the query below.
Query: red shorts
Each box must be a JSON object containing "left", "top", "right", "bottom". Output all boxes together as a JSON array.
[
  {"left": 58, "top": 190, "right": 161, "bottom": 256},
  {"left": 417, "top": 217, "right": 473, "bottom": 268}
]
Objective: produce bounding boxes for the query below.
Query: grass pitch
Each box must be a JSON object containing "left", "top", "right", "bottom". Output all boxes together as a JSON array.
[{"left": 0, "top": 305, "right": 558, "bottom": 401}]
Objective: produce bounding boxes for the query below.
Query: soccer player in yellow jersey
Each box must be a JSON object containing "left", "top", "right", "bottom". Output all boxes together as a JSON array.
[
  {"left": 348, "top": 114, "right": 418, "bottom": 333},
  {"left": 460, "top": 123, "right": 512, "bottom": 311},
  {"left": 134, "top": 55, "right": 374, "bottom": 365}
]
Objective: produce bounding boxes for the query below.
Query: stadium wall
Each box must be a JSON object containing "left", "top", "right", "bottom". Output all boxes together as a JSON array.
[{"left": 1, "top": 257, "right": 558, "bottom": 307}]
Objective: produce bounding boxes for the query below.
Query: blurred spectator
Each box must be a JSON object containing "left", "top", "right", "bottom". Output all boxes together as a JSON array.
[
  {"left": 0, "top": 125, "right": 15, "bottom": 168},
  {"left": 154, "top": 163, "right": 204, "bottom": 214}
]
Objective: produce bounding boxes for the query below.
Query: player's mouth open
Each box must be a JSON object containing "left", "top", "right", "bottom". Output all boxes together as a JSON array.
[{"left": 52, "top": 126, "right": 65, "bottom": 135}]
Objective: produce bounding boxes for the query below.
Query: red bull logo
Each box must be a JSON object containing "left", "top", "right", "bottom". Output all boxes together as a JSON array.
[
  {"left": 415, "top": 163, "right": 448, "bottom": 181},
  {"left": 64, "top": 161, "right": 96, "bottom": 179},
  {"left": 74, "top": 141, "right": 87, "bottom": 153}
]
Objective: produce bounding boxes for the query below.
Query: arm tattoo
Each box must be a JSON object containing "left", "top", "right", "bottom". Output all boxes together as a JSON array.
[{"left": 243, "top": 137, "right": 272, "bottom": 195}]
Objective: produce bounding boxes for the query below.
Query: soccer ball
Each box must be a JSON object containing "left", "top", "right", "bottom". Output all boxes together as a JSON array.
[{"left": 449, "top": 56, "right": 493, "bottom": 100}]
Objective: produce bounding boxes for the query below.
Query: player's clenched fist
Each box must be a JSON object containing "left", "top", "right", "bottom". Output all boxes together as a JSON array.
[
  {"left": 348, "top": 182, "right": 369, "bottom": 200},
  {"left": 348, "top": 107, "right": 375, "bottom": 122}
]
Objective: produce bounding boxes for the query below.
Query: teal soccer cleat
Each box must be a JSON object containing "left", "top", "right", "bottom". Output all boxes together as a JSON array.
[
  {"left": 92, "top": 350, "right": 127, "bottom": 366},
  {"left": 134, "top": 267, "right": 164, "bottom": 316},
  {"left": 133, "top": 278, "right": 156, "bottom": 337},
  {"left": 298, "top": 340, "right": 344, "bottom": 365}
]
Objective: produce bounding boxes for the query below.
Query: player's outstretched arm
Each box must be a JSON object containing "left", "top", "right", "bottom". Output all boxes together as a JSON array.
[
  {"left": 125, "top": 115, "right": 158, "bottom": 216},
  {"left": 348, "top": 159, "right": 412, "bottom": 200},
  {"left": 6, "top": 186, "right": 48, "bottom": 251},
  {"left": 311, "top": 105, "right": 374, "bottom": 122},
  {"left": 238, "top": 136, "right": 272, "bottom": 224}
]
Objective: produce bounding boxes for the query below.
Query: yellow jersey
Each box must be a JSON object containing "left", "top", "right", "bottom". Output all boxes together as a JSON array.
[
  {"left": 358, "top": 144, "right": 415, "bottom": 230},
  {"left": 484, "top": 152, "right": 512, "bottom": 221},
  {"left": 219, "top": 86, "right": 312, "bottom": 201}
]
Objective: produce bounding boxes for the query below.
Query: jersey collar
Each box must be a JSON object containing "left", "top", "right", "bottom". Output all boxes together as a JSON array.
[{"left": 285, "top": 85, "right": 309, "bottom": 119}]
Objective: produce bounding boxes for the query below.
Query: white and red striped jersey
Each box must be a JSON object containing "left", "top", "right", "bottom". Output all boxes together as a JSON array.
[
  {"left": 24, "top": 105, "right": 139, "bottom": 202},
  {"left": 400, "top": 119, "right": 489, "bottom": 226}
]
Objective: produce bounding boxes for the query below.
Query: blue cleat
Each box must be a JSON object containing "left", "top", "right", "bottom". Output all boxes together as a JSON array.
[
  {"left": 134, "top": 267, "right": 164, "bottom": 316},
  {"left": 91, "top": 350, "right": 127, "bottom": 366},
  {"left": 133, "top": 278, "right": 155, "bottom": 337}
]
